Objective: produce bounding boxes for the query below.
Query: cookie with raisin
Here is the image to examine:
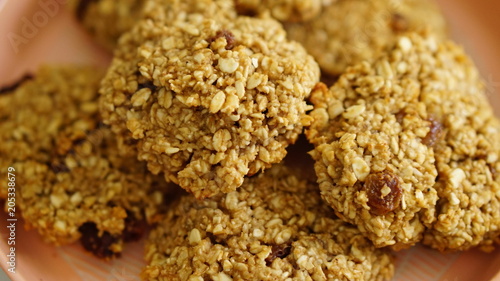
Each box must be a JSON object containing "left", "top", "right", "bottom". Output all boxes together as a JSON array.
[
  {"left": 142, "top": 164, "right": 394, "bottom": 281},
  {"left": 285, "top": 0, "right": 448, "bottom": 77},
  {"left": 0, "top": 65, "right": 172, "bottom": 258},
  {"left": 235, "top": 0, "right": 322, "bottom": 22},
  {"left": 307, "top": 33, "right": 500, "bottom": 251},
  {"left": 68, "top": 0, "right": 145, "bottom": 50},
  {"left": 99, "top": 12, "right": 320, "bottom": 198},
  {"left": 69, "top": 0, "right": 236, "bottom": 50}
]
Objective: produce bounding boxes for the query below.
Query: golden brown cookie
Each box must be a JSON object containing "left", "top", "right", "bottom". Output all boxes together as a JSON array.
[
  {"left": 142, "top": 164, "right": 394, "bottom": 281},
  {"left": 285, "top": 0, "right": 448, "bottom": 77},
  {"left": 306, "top": 33, "right": 500, "bottom": 251},
  {"left": 235, "top": 0, "right": 322, "bottom": 22},
  {"left": 69, "top": 0, "right": 237, "bottom": 51},
  {"left": 0, "top": 65, "right": 172, "bottom": 258},
  {"left": 100, "top": 12, "right": 320, "bottom": 199},
  {"left": 69, "top": 0, "right": 145, "bottom": 50}
]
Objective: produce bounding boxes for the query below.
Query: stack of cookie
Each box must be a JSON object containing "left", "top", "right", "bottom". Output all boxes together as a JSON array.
[{"left": 1, "top": 0, "right": 499, "bottom": 280}]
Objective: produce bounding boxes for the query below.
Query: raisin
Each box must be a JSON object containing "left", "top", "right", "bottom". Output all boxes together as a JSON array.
[
  {"left": 363, "top": 172, "right": 402, "bottom": 216},
  {"left": 49, "top": 161, "right": 70, "bottom": 174},
  {"left": 489, "top": 164, "right": 498, "bottom": 180},
  {"left": 122, "top": 211, "right": 145, "bottom": 242},
  {"left": 76, "top": 0, "right": 99, "bottom": 20},
  {"left": 390, "top": 13, "right": 409, "bottom": 33},
  {"left": 72, "top": 137, "right": 87, "bottom": 146},
  {"left": 265, "top": 243, "right": 292, "bottom": 266},
  {"left": 234, "top": 4, "right": 258, "bottom": 17},
  {"left": 97, "top": 121, "right": 110, "bottom": 129},
  {"left": 422, "top": 117, "right": 444, "bottom": 147},
  {"left": 137, "top": 81, "right": 157, "bottom": 91},
  {"left": 124, "top": 138, "right": 139, "bottom": 146},
  {"left": 395, "top": 110, "right": 406, "bottom": 125},
  {"left": 78, "top": 222, "right": 119, "bottom": 259},
  {"left": 320, "top": 75, "right": 339, "bottom": 87},
  {"left": 0, "top": 74, "right": 34, "bottom": 95},
  {"left": 210, "top": 30, "right": 236, "bottom": 50}
]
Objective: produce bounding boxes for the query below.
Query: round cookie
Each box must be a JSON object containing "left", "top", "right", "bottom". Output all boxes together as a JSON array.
[
  {"left": 417, "top": 49, "right": 500, "bottom": 251},
  {"left": 285, "top": 0, "right": 448, "bottom": 77},
  {"left": 69, "top": 0, "right": 237, "bottom": 51},
  {"left": 142, "top": 164, "right": 394, "bottom": 281},
  {"left": 234, "top": 0, "right": 322, "bottom": 22},
  {"left": 0, "top": 65, "right": 172, "bottom": 258},
  {"left": 100, "top": 14, "right": 320, "bottom": 198},
  {"left": 306, "top": 33, "right": 500, "bottom": 251},
  {"left": 142, "top": 0, "right": 237, "bottom": 22},
  {"left": 68, "top": 0, "right": 145, "bottom": 50}
]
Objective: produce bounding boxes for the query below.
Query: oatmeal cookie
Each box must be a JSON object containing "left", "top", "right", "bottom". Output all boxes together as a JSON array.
[
  {"left": 307, "top": 33, "right": 500, "bottom": 251},
  {"left": 69, "top": 0, "right": 145, "bottom": 50},
  {"left": 285, "top": 0, "right": 448, "bottom": 77},
  {"left": 418, "top": 51, "right": 500, "bottom": 252},
  {"left": 142, "top": 0, "right": 237, "bottom": 22},
  {"left": 0, "top": 65, "right": 172, "bottom": 258},
  {"left": 69, "top": 0, "right": 237, "bottom": 50},
  {"left": 100, "top": 15, "right": 320, "bottom": 199},
  {"left": 235, "top": 0, "right": 322, "bottom": 22},
  {"left": 142, "top": 164, "right": 394, "bottom": 281}
]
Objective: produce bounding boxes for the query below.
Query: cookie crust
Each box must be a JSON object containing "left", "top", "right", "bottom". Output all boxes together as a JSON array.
[
  {"left": 142, "top": 164, "right": 394, "bottom": 281},
  {"left": 100, "top": 13, "right": 320, "bottom": 198},
  {"left": 307, "top": 33, "right": 500, "bottom": 251},
  {"left": 286, "top": 0, "right": 448, "bottom": 77},
  {"left": 0, "top": 66, "right": 171, "bottom": 258}
]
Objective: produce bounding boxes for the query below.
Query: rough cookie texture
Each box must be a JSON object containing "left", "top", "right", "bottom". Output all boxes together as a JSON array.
[
  {"left": 0, "top": 66, "right": 171, "bottom": 258},
  {"left": 100, "top": 13, "right": 320, "bottom": 199},
  {"left": 142, "top": 0, "right": 237, "bottom": 22},
  {"left": 234, "top": 0, "right": 322, "bottom": 22},
  {"left": 142, "top": 164, "right": 394, "bottom": 281},
  {"left": 69, "top": 0, "right": 237, "bottom": 50},
  {"left": 306, "top": 33, "right": 500, "bottom": 251},
  {"left": 285, "top": 0, "right": 448, "bottom": 77},
  {"left": 417, "top": 46, "right": 500, "bottom": 252},
  {"left": 69, "top": 0, "right": 145, "bottom": 50}
]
